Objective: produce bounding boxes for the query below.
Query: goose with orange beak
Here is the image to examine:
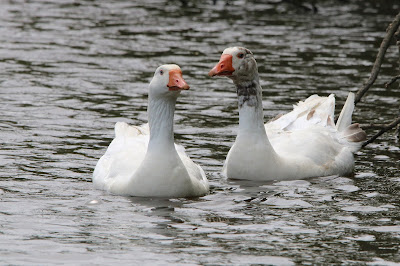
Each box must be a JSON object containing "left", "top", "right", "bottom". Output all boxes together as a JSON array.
[
  {"left": 93, "top": 64, "right": 209, "bottom": 197},
  {"left": 209, "top": 47, "right": 366, "bottom": 181}
]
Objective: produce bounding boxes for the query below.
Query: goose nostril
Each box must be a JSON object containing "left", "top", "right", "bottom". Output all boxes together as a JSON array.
[{"left": 220, "top": 64, "right": 224, "bottom": 69}]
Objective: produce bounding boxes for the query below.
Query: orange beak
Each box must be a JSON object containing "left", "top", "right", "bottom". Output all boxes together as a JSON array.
[
  {"left": 208, "top": 54, "right": 235, "bottom": 77},
  {"left": 167, "top": 69, "right": 190, "bottom": 91}
]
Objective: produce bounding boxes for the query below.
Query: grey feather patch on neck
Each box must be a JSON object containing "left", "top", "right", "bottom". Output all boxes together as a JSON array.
[{"left": 236, "top": 80, "right": 260, "bottom": 108}]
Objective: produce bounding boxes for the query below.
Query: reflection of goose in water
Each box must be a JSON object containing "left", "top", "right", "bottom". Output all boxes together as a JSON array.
[
  {"left": 209, "top": 47, "right": 366, "bottom": 181},
  {"left": 93, "top": 64, "right": 209, "bottom": 198}
]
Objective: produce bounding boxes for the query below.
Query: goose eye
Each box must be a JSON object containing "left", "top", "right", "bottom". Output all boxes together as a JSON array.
[
  {"left": 237, "top": 53, "right": 245, "bottom": 59},
  {"left": 160, "top": 69, "right": 164, "bottom": 75}
]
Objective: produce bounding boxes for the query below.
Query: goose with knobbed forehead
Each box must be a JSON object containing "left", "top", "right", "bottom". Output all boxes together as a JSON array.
[{"left": 93, "top": 64, "right": 209, "bottom": 197}]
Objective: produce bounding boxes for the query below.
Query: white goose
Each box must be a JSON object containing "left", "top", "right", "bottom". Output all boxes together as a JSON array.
[
  {"left": 209, "top": 47, "right": 367, "bottom": 181},
  {"left": 93, "top": 64, "right": 209, "bottom": 197}
]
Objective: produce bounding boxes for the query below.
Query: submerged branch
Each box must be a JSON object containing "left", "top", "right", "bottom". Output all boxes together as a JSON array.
[
  {"left": 354, "top": 11, "right": 400, "bottom": 105},
  {"left": 362, "top": 116, "right": 400, "bottom": 147}
]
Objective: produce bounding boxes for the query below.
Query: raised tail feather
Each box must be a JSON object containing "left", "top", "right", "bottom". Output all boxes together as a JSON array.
[
  {"left": 336, "top": 92, "right": 355, "bottom": 132},
  {"left": 336, "top": 92, "right": 367, "bottom": 145}
]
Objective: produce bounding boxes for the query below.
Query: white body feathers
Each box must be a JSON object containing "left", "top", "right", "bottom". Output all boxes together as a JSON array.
[
  {"left": 223, "top": 92, "right": 366, "bottom": 181},
  {"left": 93, "top": 122, "right": 209, "bottom": 197}
]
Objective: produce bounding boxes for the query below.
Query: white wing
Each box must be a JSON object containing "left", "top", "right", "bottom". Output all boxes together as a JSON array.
[
  {"left": 266, "top": 94, "right": 336, "bottom": 132},
  {"left": 266, "top": 94, "right": 364, "bottom": 170},
  {"left": 93, "top": 122, "right": 150, "bottom": 190}
]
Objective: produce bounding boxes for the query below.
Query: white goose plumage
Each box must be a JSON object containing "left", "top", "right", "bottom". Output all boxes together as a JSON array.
[
  {"left": 93, "top": 64, "right": 209, "bottom": 197},
  {"left": 209, "top": 47, "right": 367, "bottom": 181}
]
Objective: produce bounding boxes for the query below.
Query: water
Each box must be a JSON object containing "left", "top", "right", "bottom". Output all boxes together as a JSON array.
[{"left": 1, "top": 0, "right": 400, "bottom": 264}]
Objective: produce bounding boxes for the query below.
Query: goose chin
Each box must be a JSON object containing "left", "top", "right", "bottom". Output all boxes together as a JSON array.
[
  {"left": 209, "top": 69, "right": 234, "bottom": 77},
  {"left": 168, "top": 86, "right": 187, "bottom": 91},
  {"left": 218, "top": 70, "right": 234, "bottom": 76}
]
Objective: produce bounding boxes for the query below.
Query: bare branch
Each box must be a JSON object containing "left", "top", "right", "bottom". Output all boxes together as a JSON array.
[
  {"left": 354, "top": 12, "right": 400, "bottom": 105},
  {"left": 359, "top": 123, "right": 390, "bottom": 130},
  {"left": 385, "top": 75, "right": 400, "bottom": 88},
  {"left": 362, "top": 116, "right": 400, "bottom": 147}
]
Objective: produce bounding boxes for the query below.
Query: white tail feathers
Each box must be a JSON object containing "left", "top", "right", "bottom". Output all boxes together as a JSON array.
[
  {"left": 336, "top": 92, "right": 367, "bottom": 144},
  {"left": 341, "top": 123, "right": 367, "bottom": 142},
  {"left": 336, "top": 92, "right": 355, "bottom": 132}
]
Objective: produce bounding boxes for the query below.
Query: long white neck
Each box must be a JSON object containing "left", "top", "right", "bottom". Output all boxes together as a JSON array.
[
  {"left": 233, "top": 73, "right": 280, "bottom": 160},
  {"left": 224, "top": 73, "right": 282, "bottom": 180},
  {"left": 234, "top": 74, "right": 266, "bottom": 137},
  {"left": 147, "top": 94, "right": 177, "bottom": 153}
]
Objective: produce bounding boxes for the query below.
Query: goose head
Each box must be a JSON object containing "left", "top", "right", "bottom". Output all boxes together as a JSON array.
[
  {"left": 208, "top": 47, "right": 258, "bottom": 82},
  {"left": 149, "top": 64, "right": 190, "bottom": 98}
]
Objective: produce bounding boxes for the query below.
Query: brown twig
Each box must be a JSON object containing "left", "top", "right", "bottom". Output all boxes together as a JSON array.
[
  {"left": 362, "top": 116, "right": 400, "bottom": 147},
  {"left": 395, "top": 22, "right": 400, "bottom": 55},
  {"left": 385, "top": 75, "right": 400, "bottom": 88},
  {"left": 354, "top": 11, "right": 400, "bottom": 105},
  {"left": 359, "top": 123, "right": 390, "bottom": 130}
]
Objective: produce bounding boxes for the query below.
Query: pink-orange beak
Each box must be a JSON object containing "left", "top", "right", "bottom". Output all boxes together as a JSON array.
[
  {"left": 168, "top": 69, "right": 190, "bottom": 91},
  {"left": 208, "top": 54, "right": 235, "bottom": 77}
]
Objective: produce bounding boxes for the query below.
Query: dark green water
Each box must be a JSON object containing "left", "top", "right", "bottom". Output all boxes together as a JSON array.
[{"left": 1, "top": 0, "right": 399, "bottom": 264}]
